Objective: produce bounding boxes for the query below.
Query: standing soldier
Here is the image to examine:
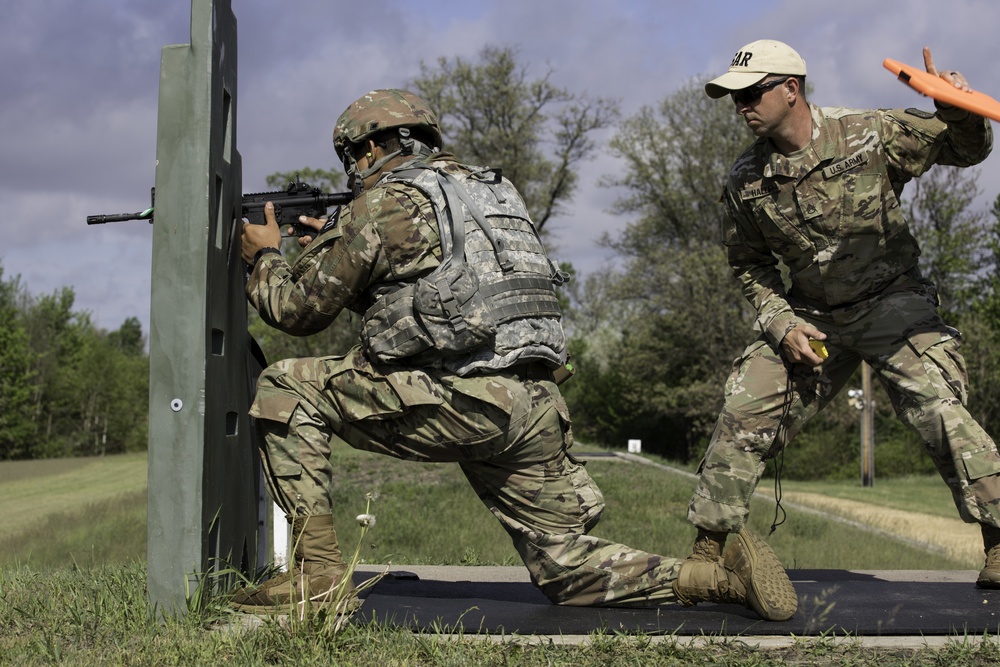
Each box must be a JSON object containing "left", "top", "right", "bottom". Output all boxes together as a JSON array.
[
  {"left": 686, "top": 40, "right": 999, "bottom": 589},
  {"left": 234, "top": 89, "right": 797, "bottom": 620}
]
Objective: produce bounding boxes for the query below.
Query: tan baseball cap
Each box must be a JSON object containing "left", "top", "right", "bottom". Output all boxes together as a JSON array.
[{"left": 705, "top": 39, "right": 807, "bottom": 98}]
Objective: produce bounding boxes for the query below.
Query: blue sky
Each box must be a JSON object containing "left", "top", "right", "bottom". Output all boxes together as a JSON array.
[{"left": 3, "top": 0, "right": 999, "bottom": 334}]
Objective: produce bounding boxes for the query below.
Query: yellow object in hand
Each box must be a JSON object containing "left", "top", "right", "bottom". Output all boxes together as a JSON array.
[{"left": 808, "top": 339, "right": 829, "bottom": 359}]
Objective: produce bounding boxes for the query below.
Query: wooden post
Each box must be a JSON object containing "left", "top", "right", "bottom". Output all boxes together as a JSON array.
[{"left": 860, "top": 362, "right": 875, "bottom": 487}]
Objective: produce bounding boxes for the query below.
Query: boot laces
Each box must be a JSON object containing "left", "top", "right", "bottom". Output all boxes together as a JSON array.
[{"left": 986, "top": 543, "right": 1000, "bottom": 567}]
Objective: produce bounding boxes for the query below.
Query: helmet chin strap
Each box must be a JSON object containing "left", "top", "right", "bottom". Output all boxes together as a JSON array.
[
  {"left": 348, "top": 128, "right": 439, "bottom": 195},
  {"left": 356, "top": 150, "right": 401, "bottom": 182}
]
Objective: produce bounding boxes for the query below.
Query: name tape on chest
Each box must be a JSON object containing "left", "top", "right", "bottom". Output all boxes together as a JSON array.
[
  {"left": 739, "top": 151, "right": 869, "bottom": 201},
  {"left": 739, "top": 183, "right": 779, "bottom": 201}
]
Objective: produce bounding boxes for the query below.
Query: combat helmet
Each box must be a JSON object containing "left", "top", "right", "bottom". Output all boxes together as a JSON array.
[{"left": 333, "top": 89, "right": 442, "bottom": 189}]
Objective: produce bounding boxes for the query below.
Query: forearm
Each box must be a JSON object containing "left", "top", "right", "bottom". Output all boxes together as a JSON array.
[
  {"left": 246, "top": 253, "right": 342, "bottom": 336},
  {"left": 935, "top": 104, "right": 993, "bottom": 166},
  {"left": 730, "top": 251, "right": 800, "bottom": 345},
  {"left": 723, "top": 193, "right": 803, "bottom": 344}
]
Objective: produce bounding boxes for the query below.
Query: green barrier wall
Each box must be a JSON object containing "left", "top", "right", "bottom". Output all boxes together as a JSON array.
[{"left": 146, "top": 0, "right": 266, "bottom": 613}]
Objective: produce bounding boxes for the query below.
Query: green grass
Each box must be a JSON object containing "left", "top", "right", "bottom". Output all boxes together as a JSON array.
[
  {"left": 0, "top": 449, "right": 969, "bottom": 571},
  {"left": 0, "top": 452, "right": 146, "bottom": 542},
  {"left": 0, "top": 449, "right": 990, "bottom": 665},
  {"left": 781, "top": 475, "right": 959, "bottom": 519},
  {"left": 0, "top": 489, "right": 147, "bottom": 568},
  {"left": 0, "top": 457, "right": 93, "bottom": 484},
  {"left": 321, "top": 445, "right": 967, "bottom": 571}
]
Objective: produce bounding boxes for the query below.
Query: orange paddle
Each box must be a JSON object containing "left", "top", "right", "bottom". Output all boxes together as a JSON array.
[{"left": 884, "top": 58, "right": 1000, "bottom": 122}]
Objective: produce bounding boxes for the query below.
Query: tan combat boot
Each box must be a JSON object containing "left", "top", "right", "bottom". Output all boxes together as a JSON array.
[
  {"left": 672, "top": 527, "right": 797, "bottom": 621},
  {"left": 685, "top": 529, "right": 728, "bottom": 564},
  {"left": 231, "top": 513, "right": 355, "bottom": 612},
  {"left": 977, "top": 523, "right": 1000, "bottom": 589}
]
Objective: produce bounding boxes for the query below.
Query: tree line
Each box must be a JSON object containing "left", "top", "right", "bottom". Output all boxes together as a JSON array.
[
  {"left": 9, "top": 45, "right": 1000, "bottom": 481},
  {"left": 0, "top": 266, "right": 148, "bottom": 460}
]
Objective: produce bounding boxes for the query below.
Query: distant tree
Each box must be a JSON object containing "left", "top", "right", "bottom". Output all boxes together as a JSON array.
[
  {"left": 107, "top": 316, "right": 144, "bottom": 356},
  {"left": 411, "top": 45, "right": 619, "bottom": 234},
  {"left": 83, "top": 317, "right": 149, "bottom": 455},
  {"left": 0, "top": 268, "right": 37, "bottom": 459},
  {"left": 958, "top": 192, "right": 1000, "bottom": 438},
  {"left": 0, "top": 271, "right": 150, "bottom": 460},
  {"left": 602, "top": 78, "right": 749, "bottom": 250},
  {"left": 20, "top": 287, "right": 78, "bottom": 455},
  {"left": 904, "top": 166, "right": 989, "bottom": 320},
  {"left": 579, "top": 78, "right": 753, "bottom": 459}
]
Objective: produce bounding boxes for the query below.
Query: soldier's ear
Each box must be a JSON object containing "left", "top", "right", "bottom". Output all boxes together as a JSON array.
[{"left": 785, "top": 77, "right": 799, "bottom": 102}]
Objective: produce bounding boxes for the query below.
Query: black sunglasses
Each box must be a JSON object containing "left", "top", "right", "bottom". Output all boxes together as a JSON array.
[{"left": 731, "top": 76, "right": 791, "bottom": 106}]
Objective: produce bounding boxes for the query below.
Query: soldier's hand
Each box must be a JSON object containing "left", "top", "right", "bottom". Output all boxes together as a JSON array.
[
  {"left": 923, "top": 46, "right": 971, "bottom": 93},
  {"left": 241, "top": 201, "right": 283, "bottom": 265},
  {"left": 781, "top": 324, "right": 827, "bottom": 367},
  {"left": 293, "top": 215, "right": 328, "bottom": 248}
]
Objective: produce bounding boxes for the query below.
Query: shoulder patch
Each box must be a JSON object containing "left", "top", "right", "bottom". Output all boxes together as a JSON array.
[{"left": 904, "top": 107, "right": 936, "bottom": 120}]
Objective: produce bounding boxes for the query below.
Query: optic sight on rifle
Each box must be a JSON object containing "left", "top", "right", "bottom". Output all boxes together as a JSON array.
[{"left": 86, "top": 177, "right": 353, "bottom": 237}]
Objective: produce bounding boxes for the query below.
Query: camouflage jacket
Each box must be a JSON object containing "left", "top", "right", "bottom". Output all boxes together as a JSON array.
[
  {"left": 246, "top": 152, "right": 566, "bottom": 372},
  {"left": 722, "top": 103, "right": 992, "bottom": 343},
  {"left": 246, "top": 156, "right": 447, "bottom": 337}
]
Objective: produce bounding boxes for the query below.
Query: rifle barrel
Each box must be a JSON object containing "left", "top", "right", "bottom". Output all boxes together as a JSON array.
[{"left": 86, "top": 211, "right": 152, "bottom": 224}]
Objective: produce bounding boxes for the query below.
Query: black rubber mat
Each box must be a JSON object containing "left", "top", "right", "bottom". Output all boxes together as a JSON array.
[{"left": 354, "top": 570, "right": 1000, "bottom": 636}]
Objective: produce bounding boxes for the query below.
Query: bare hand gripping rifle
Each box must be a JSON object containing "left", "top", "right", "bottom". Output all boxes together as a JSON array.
[{"left": 87, "top": 177, "right": 353, "bottom": 237}]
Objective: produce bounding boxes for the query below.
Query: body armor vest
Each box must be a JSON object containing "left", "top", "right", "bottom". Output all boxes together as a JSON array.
[{"left": 361, "top": 159, "right": 567, "bottom": 376}]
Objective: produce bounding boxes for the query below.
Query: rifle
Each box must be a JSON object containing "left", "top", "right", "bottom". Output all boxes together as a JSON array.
[{"left": 87, "top": 177, "right": 353, "bottom": 237}]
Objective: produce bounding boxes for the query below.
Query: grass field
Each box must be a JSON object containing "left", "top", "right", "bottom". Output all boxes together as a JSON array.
[
  {"left": 780, "top": 475, "right": 960, "bottom": 518},
  {"left": 0, "top": 452, "right": 146, "bottom": 541},
  {"left": 0, "top": 453, "right": 147, "bottom": 568},
  {"left": 0, "top": 448, "right": 975, "bottom": 571},
  {"left": 777, "top": 477, "right": 983, "bottom": 566},
  {"left": 1, "top": 448, "right": 996, "bottom": 665},
  {"left": 323, "top": 446, "right": 972, "bottom": 572}
]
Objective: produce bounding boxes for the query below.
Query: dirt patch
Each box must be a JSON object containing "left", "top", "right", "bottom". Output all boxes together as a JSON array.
[{"left": 781, "top": 490, "right": 982, "bottom": 567}]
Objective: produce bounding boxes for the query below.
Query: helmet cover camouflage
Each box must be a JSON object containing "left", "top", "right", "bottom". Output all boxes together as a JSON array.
[{"left": 333, "top": 89, "right": 442, "bottom": 161}]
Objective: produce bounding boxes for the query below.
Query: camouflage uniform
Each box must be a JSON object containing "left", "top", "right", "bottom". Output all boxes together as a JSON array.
[
  {"left": 689, "top": 103, "right": 999, "bottom": 533},
  {"left": 248, "top": 152, "right": 683, "bottom": 607}
]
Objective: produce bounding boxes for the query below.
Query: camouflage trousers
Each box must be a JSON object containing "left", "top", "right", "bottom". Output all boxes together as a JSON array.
[
  {"left": 689, "top": 285, "right": 1000, "bottom": 533},
  {"left": 251, "top": 345, "right": 682, "bottom": 607}
]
